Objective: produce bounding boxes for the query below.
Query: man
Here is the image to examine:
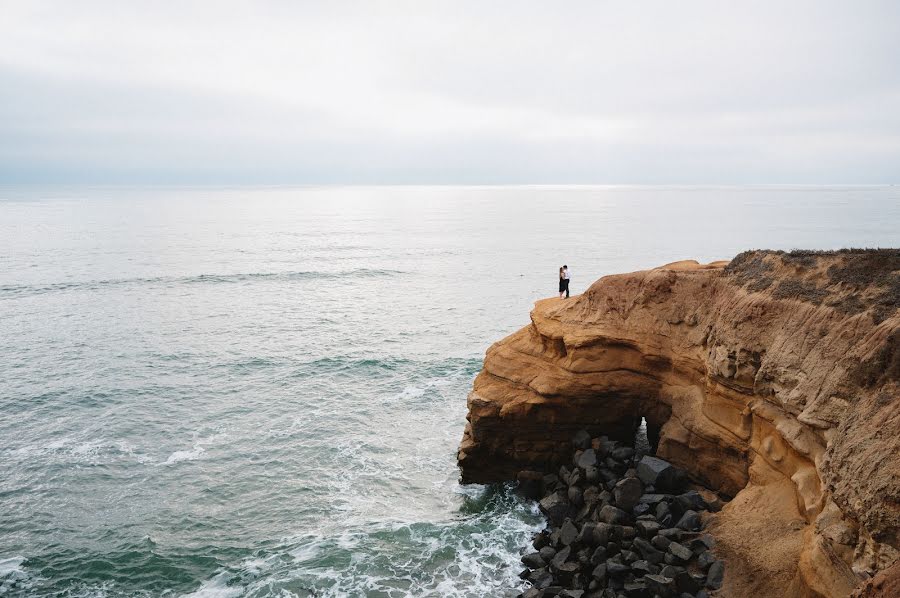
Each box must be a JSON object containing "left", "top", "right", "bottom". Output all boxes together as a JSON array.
[{"left": 563, "top": 265, "right": 570, "bottom": 298}]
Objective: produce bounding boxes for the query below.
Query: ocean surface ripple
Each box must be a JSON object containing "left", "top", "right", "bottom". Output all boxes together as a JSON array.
[{"left": 1, "top": 185, "right": 898, "bottom": 597}]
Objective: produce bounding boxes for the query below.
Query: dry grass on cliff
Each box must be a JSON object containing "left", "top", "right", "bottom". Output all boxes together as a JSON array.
[{"left": 724, "top": 249, "right": 900, "bottom": 323}]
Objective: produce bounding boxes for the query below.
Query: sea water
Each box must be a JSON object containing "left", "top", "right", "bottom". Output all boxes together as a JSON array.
[{"left": 1, "top": 185, "right": 898, "bottom": 597}]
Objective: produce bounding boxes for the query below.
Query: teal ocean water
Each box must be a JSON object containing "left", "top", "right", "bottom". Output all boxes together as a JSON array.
[{"left": 1, "top": 185, "right": 898, "bottom": 597}]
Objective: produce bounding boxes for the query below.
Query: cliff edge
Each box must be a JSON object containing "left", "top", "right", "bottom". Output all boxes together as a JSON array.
[{"left": 458, "top": 249, "right": 899, "bottom": 597}]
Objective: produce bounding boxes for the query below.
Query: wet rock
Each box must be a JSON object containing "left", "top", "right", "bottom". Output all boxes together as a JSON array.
[
  {"left": 522, "top": 552, "right": 546, "bottom": 568},
  {"left": 540, "top": 492, "right": 570, "bottom": 524},
  {"left": 533, "top": 530, "right": 551, "bottom": 550},
  {"left": 539, "top": 545, "right": 557, "bottom": 562},
  {"left": 528, "top": 568, "right": 554, "bottom": 589},
  {"left": 550, "top": 546, "right": 571, "bottom": 570},
  {"left": 613, "top": 477, "right": 643, "bottom": 511}
]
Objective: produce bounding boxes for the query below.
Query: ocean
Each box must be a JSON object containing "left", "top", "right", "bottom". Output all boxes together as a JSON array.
[{"left": 1, "top": 185, "right": 898, "bottom": 597}]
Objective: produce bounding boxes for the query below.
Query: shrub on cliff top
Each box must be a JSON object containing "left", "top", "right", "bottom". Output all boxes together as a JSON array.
[{"left": 725, "top": 249, "right": 899, "bottom": 322}]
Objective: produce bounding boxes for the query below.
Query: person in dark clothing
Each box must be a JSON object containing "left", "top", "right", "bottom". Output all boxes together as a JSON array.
[
  {"left": 558, "top": 266, "right": 566, "bottom": 298},
  {"left": 563, "top": 265, "right": 570, "bottom": 298}
]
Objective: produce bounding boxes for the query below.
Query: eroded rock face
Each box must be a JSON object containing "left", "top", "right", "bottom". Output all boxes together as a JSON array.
[{"left": 458, "top": 250, "right": 900, "bottom": 597}]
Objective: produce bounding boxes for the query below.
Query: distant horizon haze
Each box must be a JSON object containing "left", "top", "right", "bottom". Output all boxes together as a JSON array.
[{"left": 2, "top": 1, "right": 899, "bottom": 184}]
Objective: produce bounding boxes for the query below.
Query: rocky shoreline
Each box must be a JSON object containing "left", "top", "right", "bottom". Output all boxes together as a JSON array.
[{"left": 515, "top": 430, "right": 724, "bottom": 598}]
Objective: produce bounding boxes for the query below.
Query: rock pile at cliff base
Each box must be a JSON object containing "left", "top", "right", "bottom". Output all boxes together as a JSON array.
[{"left": 516, "top": 430, "right": 724, "bottom": 598}]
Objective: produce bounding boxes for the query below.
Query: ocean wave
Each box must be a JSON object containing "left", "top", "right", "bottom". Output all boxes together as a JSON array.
[
  {"left": 0, "top": 556, "right": 33, "bottom": 596},
  {"left": 0, "top": 268, "right": 403, "bottom": 299},
  {"left": 213, "top": 486, "right": 543, "bottom": 598}
]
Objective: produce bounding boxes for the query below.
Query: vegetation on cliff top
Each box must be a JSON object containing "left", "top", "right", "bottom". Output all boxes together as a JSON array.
[{"left": 724, "top": 249, "right": 900, "bottom": 324}]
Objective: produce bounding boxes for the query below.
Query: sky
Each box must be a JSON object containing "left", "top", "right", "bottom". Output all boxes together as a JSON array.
[{"left": 1, "top": 1, "right": 899, "bottom": 184}]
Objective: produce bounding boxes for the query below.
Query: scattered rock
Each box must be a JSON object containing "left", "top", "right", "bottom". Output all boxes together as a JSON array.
[
  {"left": 572, "top": 430, "right": 592, "bottom": 450},
  {"left": 636, "top": 456, "right": 681, "bottom": 493},
  {"left": 707, "top": 560, "right": 725, "bottom": 589},
  {"left": 517, "top": 431, "right": 722, "bottom": 596},
  {"left": 613, "top": 477, "right": 643, "bottom": 511},
  {"left": 675, "top": 509, "right": 701, "bottom": 531}
]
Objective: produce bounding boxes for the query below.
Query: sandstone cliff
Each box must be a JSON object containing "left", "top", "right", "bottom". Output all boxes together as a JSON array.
[{"left": 458, "top": 250, "right": 899, "bottom": 597}]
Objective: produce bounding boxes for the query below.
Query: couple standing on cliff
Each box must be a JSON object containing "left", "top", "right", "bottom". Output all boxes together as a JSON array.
[{"left": 558, "top": 265, "right": 570, "bottom": 298}]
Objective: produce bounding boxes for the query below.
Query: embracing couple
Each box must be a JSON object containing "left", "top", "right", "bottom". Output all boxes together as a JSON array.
[{"left": 558, "top": 265, "right": 570, "bottom": 298}]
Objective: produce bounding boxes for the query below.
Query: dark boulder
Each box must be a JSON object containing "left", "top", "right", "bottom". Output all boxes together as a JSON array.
[
  {"left": 572, "top": 430, "right": 592, "bottom": 450},
  {"left": 675, "top": 510, "right": 701, "bottom": 531},
  {"left": 635, "top": 520, "right": 661, "bottom": 538},
  {"left": 568, "top": 486, "right": 584, "bottom": 508},
  {"left": 540, "top": 492, "right": 570, "bottom": 524},
  {"left": 613, "top": 477, "right": 643, "bottom": 511},
  {"left": 597, "top": 505, "right": 629, "bottom": 525},
  {"left": 522, "top": 552, "right": 546, "bottom": 568},
  {"left": 667, "top": 541, "right": 693, "bottom": 562},
  {"left": 528, "top": 568, "right": 554, "bottom": 589},
  {"left": 636, "top": 456, "right": 684, "bottom": 493},
  {"left": 706, "top": 560, "right": 725, "bottom": 589},
  {"left": 560, "top": 519, "right": 579, "bottom": 546},
  {"left": 576, "top": 449, "right": 598, "bottom": 470},
  {"left": 550, "top": 545, "right": 571, "bottom": 570}
]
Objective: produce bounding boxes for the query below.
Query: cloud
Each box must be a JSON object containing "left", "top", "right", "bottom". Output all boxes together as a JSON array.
[{"left": 1, "top": 0, "right": 899, "bottom": 183}]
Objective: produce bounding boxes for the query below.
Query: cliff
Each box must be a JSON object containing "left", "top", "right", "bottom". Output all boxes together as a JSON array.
[{"left": 458, "top": 249, "right": 900, "bottom": 597}]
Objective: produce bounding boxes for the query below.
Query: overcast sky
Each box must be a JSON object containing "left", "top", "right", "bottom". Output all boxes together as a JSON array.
[{"left": 1, "top": 1, "right": 899, "bottom": 184}]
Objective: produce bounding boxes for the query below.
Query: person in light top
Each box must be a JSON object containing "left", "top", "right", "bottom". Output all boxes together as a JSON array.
[
  {"left": 563, "top": 265, "right": 570, "bottom": 298},
  {"left": 558, "top": 266, "right": 566, "bottom": 298}
]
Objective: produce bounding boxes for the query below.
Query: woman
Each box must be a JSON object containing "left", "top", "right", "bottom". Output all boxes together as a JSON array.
[{"left": 559, "top": 266, "right": 566, "bottom": 298}]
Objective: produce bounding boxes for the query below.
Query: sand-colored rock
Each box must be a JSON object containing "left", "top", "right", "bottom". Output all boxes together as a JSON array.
[{"left": 458, "top": 250, "right": 900, "bottom": 597}]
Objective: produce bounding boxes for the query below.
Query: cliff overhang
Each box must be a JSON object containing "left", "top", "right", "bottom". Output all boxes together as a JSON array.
[{"left": 458, "top": 250, "right": 900, "bottom": 597}]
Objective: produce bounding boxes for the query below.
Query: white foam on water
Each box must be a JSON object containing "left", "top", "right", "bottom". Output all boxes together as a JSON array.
[
  {"left": 0, "top": 556, "right": 35, "bottom": 597},
  {"left": 161, "top": 444, "right": 206, "bottom": 466},
  {"left": 0, "top": 556, "right": 25, "bottom": 578},
  {"left": 158, "top": 431, "right": 226, "bottom": 466},
  {"left": 180, "top": 572, "right": 244, "bottom": 598}
]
